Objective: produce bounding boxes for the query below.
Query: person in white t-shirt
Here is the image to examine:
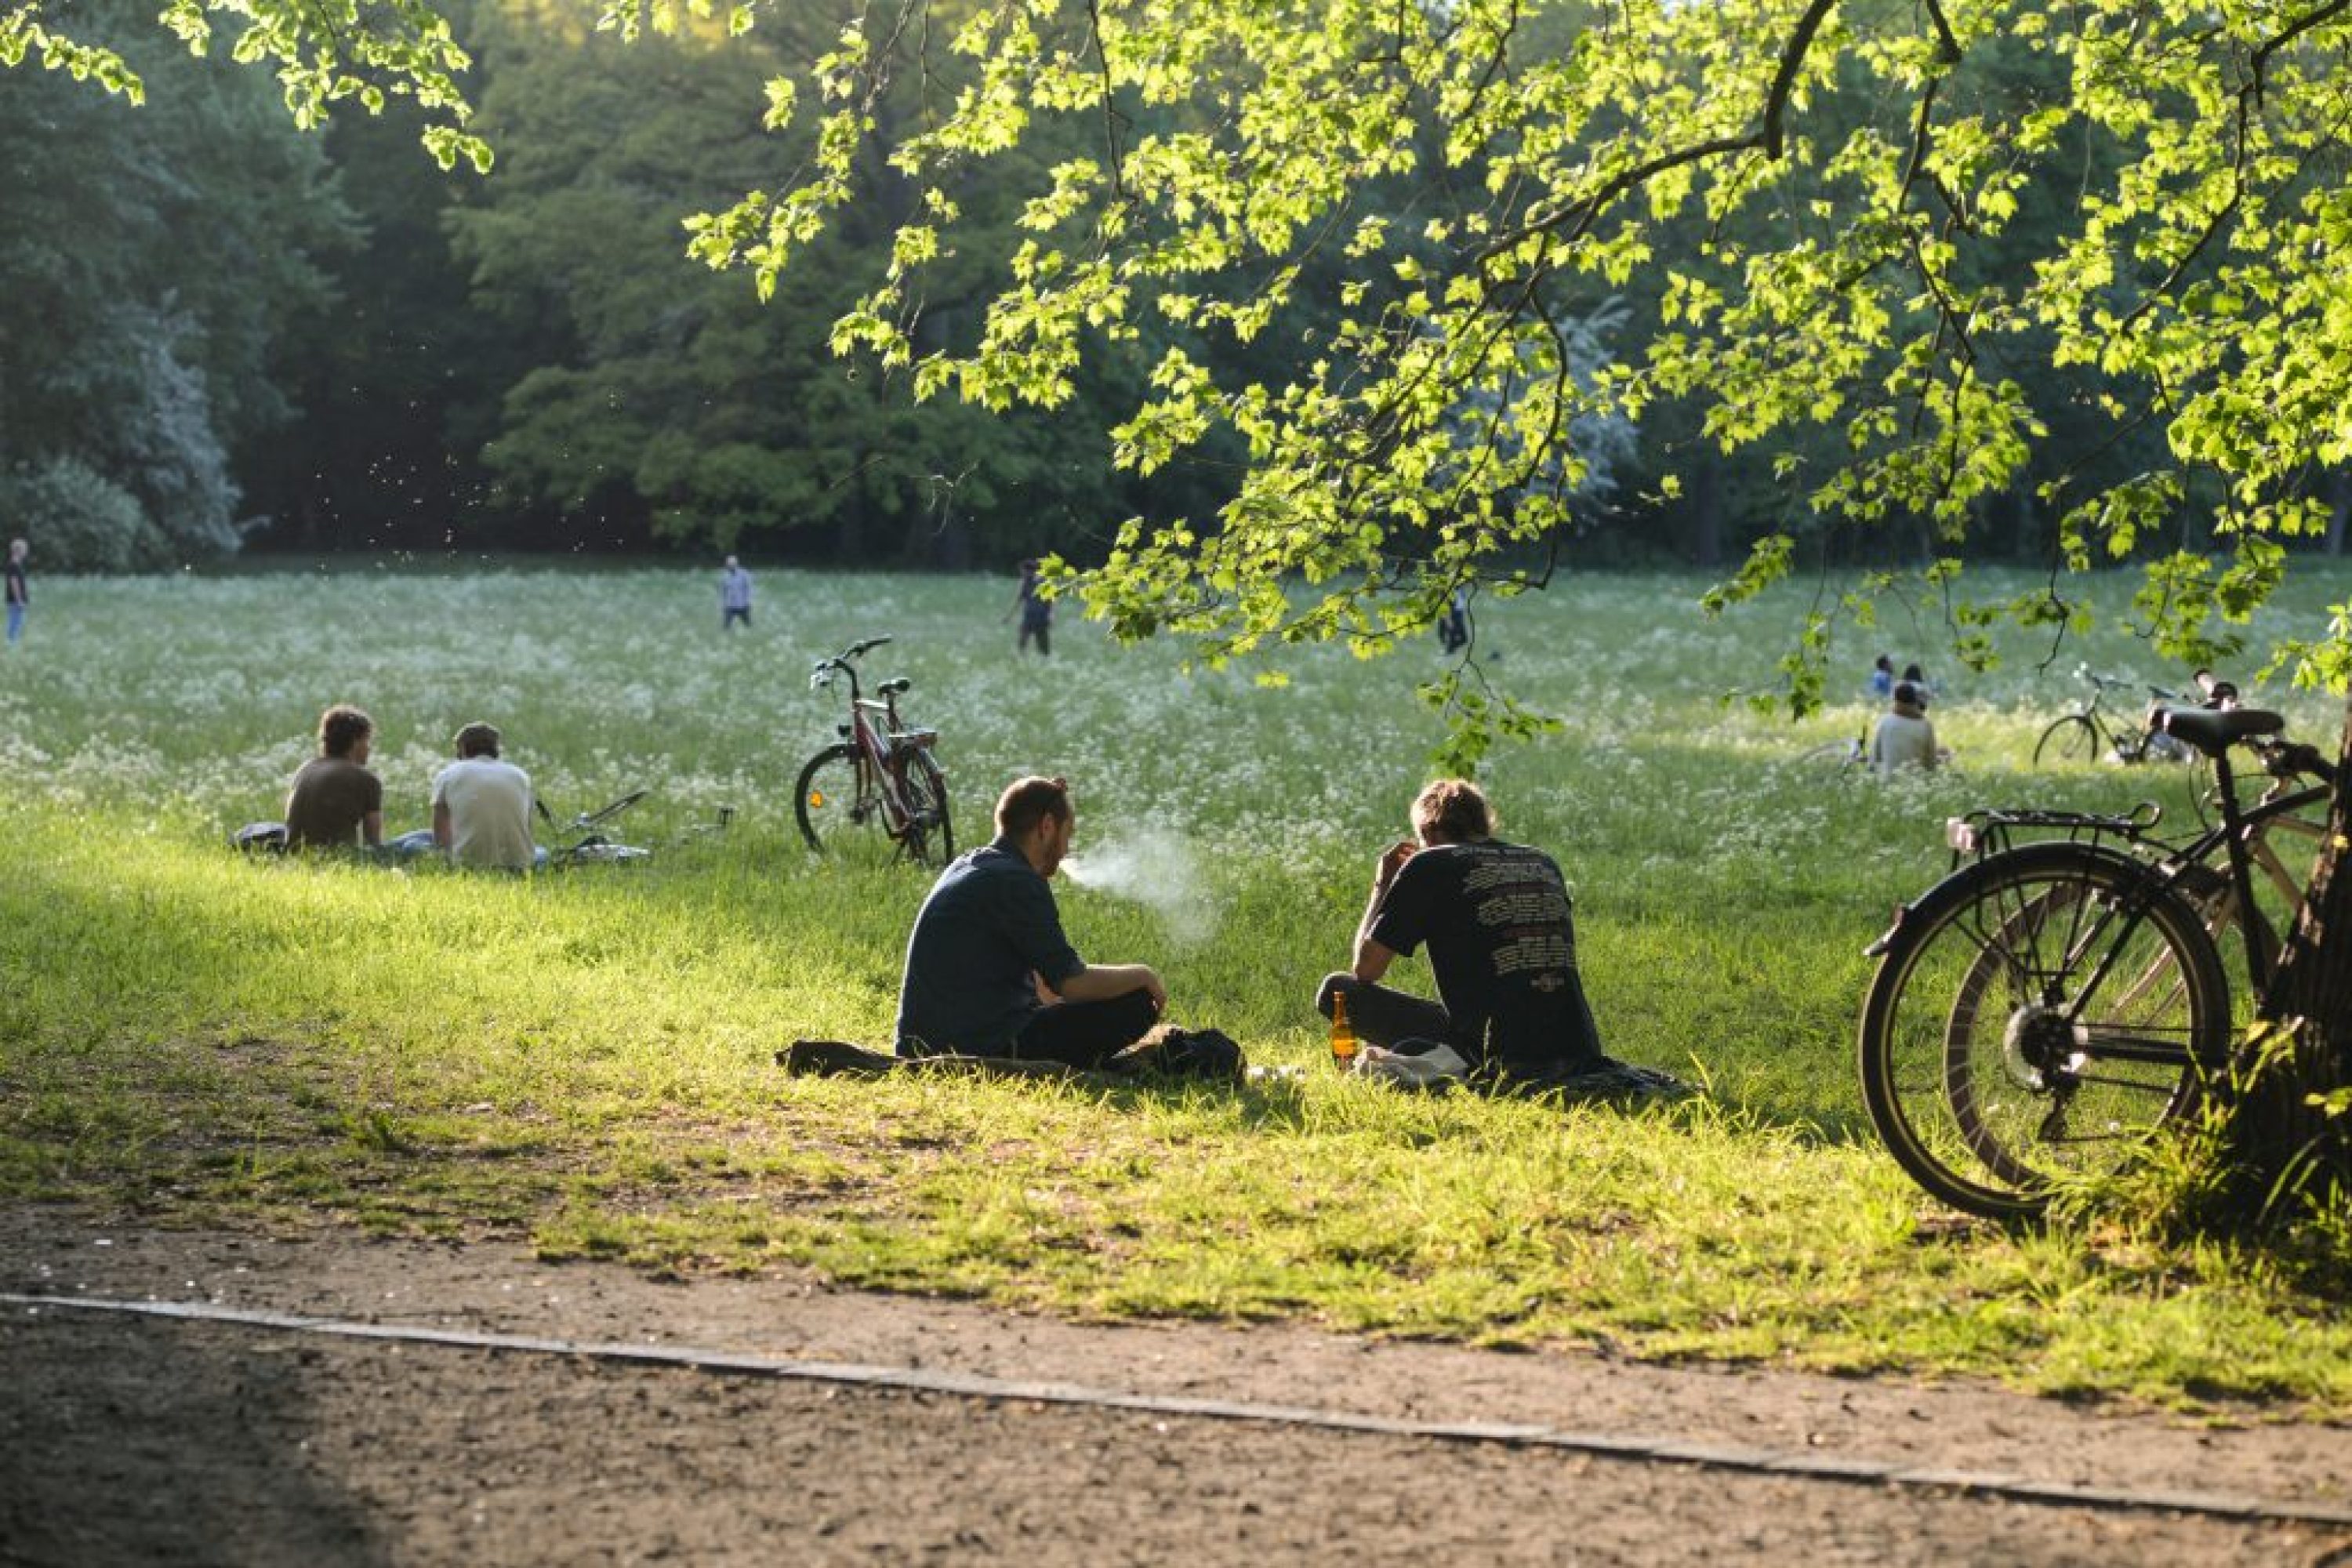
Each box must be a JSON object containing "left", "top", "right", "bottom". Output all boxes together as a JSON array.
[
  {"left": 431, "top": 721, "right": 536, "bottom": 869},
  {"left": 1869, "top": 682, "right": 1941, "bottom": 775}
]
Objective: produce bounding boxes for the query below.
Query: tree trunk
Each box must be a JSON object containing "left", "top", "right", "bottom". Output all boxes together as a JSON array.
[
  {"left": 2228, "top": 691, "right": 2352, "bottom": 1221},
  {"left": 1688, "top": 455, "right": 1722, "bottom": 570},
  {"left": 2327, "top": 469, "right": 2349, "bottom": 557}
]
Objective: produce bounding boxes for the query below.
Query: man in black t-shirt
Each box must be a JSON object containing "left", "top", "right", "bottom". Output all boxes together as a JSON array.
[
  {"left": 1316, "top": 779, "right": 1603, "bottom": 1085},
  {"left": 896, "top": 775, "right": 1167, "bottom": 1065}
]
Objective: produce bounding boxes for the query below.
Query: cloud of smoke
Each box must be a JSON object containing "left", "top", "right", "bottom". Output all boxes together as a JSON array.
[{"left": 1060, "top": 829, "right": 1216, "bottom": 946}]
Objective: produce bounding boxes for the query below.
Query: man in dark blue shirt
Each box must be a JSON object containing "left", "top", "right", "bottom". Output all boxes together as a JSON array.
[
  {"left": 896, "top": 775, "right": 1167, "bottom": 1065},
  {"left": 1317, "top": 779, "right": 1605, "bottom": 1086}
]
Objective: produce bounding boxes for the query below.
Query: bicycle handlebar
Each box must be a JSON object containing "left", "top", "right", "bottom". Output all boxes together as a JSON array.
[
  {"left": 808, "top": 635, "right": 895, "bottom": 690},
  {"left": 2251, "top": 735, "right": 2339, "bottom": 788},
  {"left": 2083, "top": 670, "right": 2180, "bottom": 702}
]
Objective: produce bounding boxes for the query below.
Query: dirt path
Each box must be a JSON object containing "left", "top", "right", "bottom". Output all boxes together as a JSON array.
[{"left": 4, "top": 1205, "right": 2349, "bottom": 1566}]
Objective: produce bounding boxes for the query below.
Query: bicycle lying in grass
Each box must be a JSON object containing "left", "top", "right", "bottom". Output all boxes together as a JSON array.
[
  {"left": 795, "top": 635, "right": 953, "bottom": 867},
  {"left": 1858, "top": 702, "right": 2335, "bottom": 1220},
  {"left": 536, "top": 789, "right": 653, "bottom": 866}
]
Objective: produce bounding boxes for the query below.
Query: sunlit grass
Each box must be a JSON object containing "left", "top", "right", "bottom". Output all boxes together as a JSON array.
[{"left": 1, "top": 559, "right": 2348, "bottom": 1407}]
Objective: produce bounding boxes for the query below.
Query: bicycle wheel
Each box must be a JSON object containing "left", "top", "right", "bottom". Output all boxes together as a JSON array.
[
  {"left": 795, "top": 744, "right": 886, "bottom": 853},
  {"left": 2032, "top": 715, "right": 2102, "bottom": 768},
  {"left": 1859, "top": 843, "right": 2230, "bottom": 1219},
  {"left": 896, "top": 750, "right": 954, "bottom": 867}
]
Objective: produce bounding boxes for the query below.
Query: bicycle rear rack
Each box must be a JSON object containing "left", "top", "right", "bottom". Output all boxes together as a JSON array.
[{"left": 1944, "top": 801, "right": 2163, "bottom": 867}]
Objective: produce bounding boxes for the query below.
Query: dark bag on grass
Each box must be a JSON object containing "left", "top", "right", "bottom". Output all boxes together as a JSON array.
[
  {"left": 1127, "top": 1026, "right": 1245, "bottom": 1083},
  {"left": 233, "top": 822, "right": 289, "bottom": 855}
]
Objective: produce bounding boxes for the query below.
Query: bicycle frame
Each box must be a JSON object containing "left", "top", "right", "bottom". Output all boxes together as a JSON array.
[
  {"left": 2049, "top": 670, "right": 2188, "bottom": 764},
  {"left": 1940, "top": 735, "right": 2332, "bottom": 998},
  {"left": 809, "top": 638, "right": 938, "bottom": 844}
]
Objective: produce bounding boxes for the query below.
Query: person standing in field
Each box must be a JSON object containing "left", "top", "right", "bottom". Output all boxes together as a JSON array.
[
  {"left": 1009, "top": 558, "right": 1053, "bottom": 655},
  {"left": 285, "top": 704, "right": 384, "bottom": 851},
  {"left": 895, "top": 775, "right": 1167, "bottom": 1065},
  {"left": 1316, "top": 779, "right": 1607, "bottom": 1089},
  {"left": 1869, "top": 681, "right": 1940, "bottom": 775},
  {"left": 5, "top": 539, "right": 28, "bottom": 648},
  {"left": 431, "top": 721, "right": 536, "bottom": 870},
  {"left": 1437, "top": 586, "right": 1471, "bottom": 655},
  {"left": 719, "top": 555, "right": 754, "bottom": 631}
]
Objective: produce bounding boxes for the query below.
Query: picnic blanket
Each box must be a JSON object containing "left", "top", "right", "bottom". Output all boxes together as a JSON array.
[
  {"left": 778, "top": 1028, "right": 1243, "bottom": 1084},
  {"left": 779, "top": 1035, "right": 1687, "bottom": 1104}
]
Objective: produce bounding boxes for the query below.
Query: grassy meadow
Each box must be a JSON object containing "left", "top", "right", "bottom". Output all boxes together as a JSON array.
[{"left": 2, "top": 559, "right": 2350, "bottom": 1408}]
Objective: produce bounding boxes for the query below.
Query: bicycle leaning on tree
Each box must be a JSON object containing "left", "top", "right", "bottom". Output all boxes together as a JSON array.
[
  {"left": 1857, "top": 700, "right": 2336, "bottom": 1220},
  {"left": 793, "top": 636, "right": 954, "bottom": 868}
]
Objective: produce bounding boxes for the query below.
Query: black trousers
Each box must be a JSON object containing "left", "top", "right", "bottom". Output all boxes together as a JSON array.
[
  {"left": 1315, "top": 973, "right": 1453, "bottom": 1051},
  {"left": 1010, "top": 989, "right": 1158, "bottom": 1067}
]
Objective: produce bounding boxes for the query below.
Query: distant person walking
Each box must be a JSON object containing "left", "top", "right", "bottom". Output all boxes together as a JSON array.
[
  {"left": 432, "top": 721, "right": 536, "bottom": 870},
  {"left": 1009, "top": 559, "right": 1053, "bottom": 655},
  {"left": 1437, "top": 586, "right": 1471, "bottom": 655},
  {"left": 5, "top": 539, "right": 27, "bottom": 648},
  {"left": 719, "top": 556, "right": 754, "bottom": 630},
  {"left": 285, "top": 704, "right": 385, "bottom": 851}
]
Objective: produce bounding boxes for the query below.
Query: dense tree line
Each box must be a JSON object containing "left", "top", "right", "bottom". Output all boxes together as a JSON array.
[{"left": 24, "top": 0, "right": 2343, "bottom": 576}]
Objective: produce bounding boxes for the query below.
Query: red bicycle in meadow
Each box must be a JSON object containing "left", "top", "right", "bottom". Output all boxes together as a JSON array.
[{"left": 794, "top": 636, "right": 954, "bottom": 867}]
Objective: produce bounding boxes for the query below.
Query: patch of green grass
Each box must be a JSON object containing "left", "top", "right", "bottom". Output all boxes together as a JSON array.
[{"left": 2, "top": 561, "right": 2349, "bottom": 1409}]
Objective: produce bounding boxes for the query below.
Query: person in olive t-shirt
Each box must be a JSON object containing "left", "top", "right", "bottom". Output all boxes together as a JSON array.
[
  {"left": 284, "top": 704, "right": 385, "bottom": 851},
  {"left": 1316, "top": 779, "right": 1603, "bottom": 1085},
  {"left": 895, "top": 775, "right": 1167, "bottom": 1065}
]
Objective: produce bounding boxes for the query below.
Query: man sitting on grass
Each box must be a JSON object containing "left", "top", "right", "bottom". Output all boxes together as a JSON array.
[
  {"left": 431, "top": 721, "right": 536, "bottom": 871},
  {"left": 895, "top": 775, "right": 1167, "bottom": 1065},
  {"left": 1868, "top": 681, "right": 1941, "bottom": 775},
  {"left": 284, "top": 703, "right": 384, "bottom": 852},
  {"left": 1318, "top": 779, "right": 1628, "bottom": 1092}
]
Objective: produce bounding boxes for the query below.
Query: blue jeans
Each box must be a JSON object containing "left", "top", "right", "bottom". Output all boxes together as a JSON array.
[{"left": 5, "top": 602, "right": 23, "bottom": 644}]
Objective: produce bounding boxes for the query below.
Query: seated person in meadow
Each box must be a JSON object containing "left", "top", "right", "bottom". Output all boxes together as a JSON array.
[
  {"left": 1868, "top": 681, "right": 1940, "bottom": 775},
  {"left": 1866, "top": 653, "right": 1894, "bottom": 702},
  {"left": 431, "top": 721, "right": 537, "bottom": 870},
  {"left": 895, "top": 775, "right": 1167, "bottom": 1066},
  {"left": 1316, "top": 779, "right": 1610, "bottom": 1090},
  {"left": 284, "top": 703, "right": 384, "bottom": 851}
]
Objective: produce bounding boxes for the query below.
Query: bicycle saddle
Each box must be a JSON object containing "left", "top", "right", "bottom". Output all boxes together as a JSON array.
[
  {"left": 2152, "top": 704, "right": 2282, "bottom": 756},
  {"left": 877, "top": 677, "right": 910, "bottom": 696}
]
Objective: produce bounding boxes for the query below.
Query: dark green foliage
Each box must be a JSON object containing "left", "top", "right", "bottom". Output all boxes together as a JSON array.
[
  {"left": 0, "top": 459, "right": 163, "bottom": 572},
  {"left": 0, "top": 0, "right": 350, "bottom": 565}
]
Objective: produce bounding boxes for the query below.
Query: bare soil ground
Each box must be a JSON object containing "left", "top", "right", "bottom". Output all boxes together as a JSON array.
[{"left": 4, "top": 1203, "right": 2349, "bottom": 1566}]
